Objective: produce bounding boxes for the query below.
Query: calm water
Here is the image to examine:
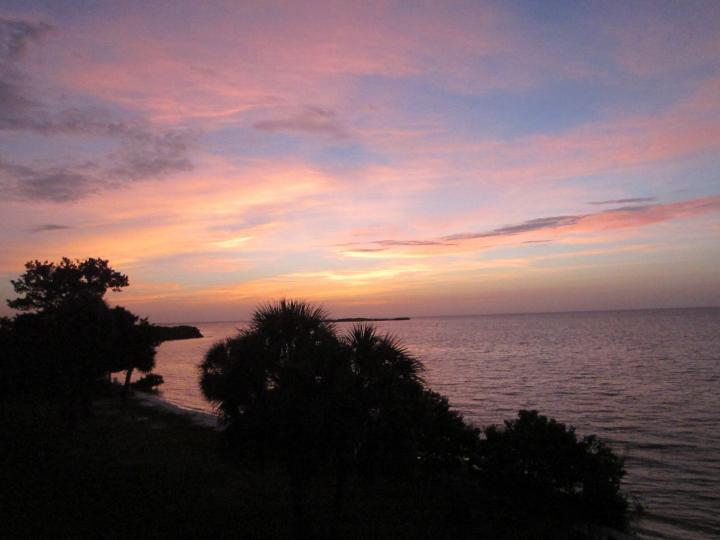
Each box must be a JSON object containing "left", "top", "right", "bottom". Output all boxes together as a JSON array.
[{"left": 150, "top": 308, "right": 720, "bottom": 539}]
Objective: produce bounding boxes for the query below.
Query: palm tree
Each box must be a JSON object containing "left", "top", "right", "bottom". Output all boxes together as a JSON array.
[
  {"left": 342, "top": 324, "right": 426, "bottom": 481},
  {"left": 345, "top": 323, "right": 423, "bottom": 385},
  {"left": 343, "top": 324, "right": 478, "bottom": 481},
  {"left": 199, "top": 302, "right": 480, "bottom": 533},
  {"left": 199, "top": 330, "right": 276, "bottom": 452},
  {"left": 199, "top": 300, "right": 348, "bottom": 536}
]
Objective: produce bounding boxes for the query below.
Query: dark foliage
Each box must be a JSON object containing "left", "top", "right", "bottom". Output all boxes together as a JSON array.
[
  {"left": 199, "top": 300, "right": 630, "bottom": 534},
  {"left": 7, "top": 257, "right": 129, "bottom": 311},
  {"left": 200, "top": 300, "right": 353, "bottom": 535},
  {"left": 200, "top": 303, "right": 448, "bottom": 481},
  {"left": 478, "top": 410, "right": 628, "bottom": 528},
  {"left": 1, "top": 396, "right": 599, "bottom": 540},
  {"left": 200, "top": 300, "right": 349, "bottom": 466},
  {"left": 108, "top": 307, "right": 159, "bottom": 374},
  {"left": 1, "top": 311, "right": 53, "bottom": 396},
  {"left": 2, "top": 258, "right": 159, "bottom": 420},
  {"left": 201, "top": 302, "right": 477, "bottom": 534},
  {"left": 343, "top": 324, "right": 478, "bottom": 480}
]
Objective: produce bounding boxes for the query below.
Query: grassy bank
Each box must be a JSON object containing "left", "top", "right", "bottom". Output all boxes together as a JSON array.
[{"left": 1, "top": 393, "right": 614, "bottom": 539}]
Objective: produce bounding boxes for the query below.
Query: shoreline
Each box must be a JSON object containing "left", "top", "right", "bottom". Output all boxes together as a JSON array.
[{"left": 131, "top": 391, "right": 220, "bottom": 429}]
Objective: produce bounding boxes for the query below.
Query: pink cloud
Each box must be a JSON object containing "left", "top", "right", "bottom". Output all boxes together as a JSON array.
[
  {"left": 354, "top": 76, "right": 720, "bottom": 197},
  {"left": 36, "top": 1, "right": 572, "bottom": 125}
]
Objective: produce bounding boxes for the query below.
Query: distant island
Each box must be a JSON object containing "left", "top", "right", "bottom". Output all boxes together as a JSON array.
[
  {"left": 150, "top": 324, "right": 203, "bottom": 342},
  {"left": 326, "top": 317, "right": 411, "bottom": 322}
]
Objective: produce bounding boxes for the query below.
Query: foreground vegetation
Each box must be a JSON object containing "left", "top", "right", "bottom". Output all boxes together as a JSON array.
[
  {"left": 1, "top": 258, "right": 633, "bottom": 538},
  {"left": 199, "top": 300, "right": 629, "bottom": 538},
  {"left": 2, "top": 391, "right": 625, "bottom": 539}
]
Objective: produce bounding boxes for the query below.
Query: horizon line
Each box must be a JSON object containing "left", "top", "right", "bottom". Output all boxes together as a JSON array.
[{"left": 161, "top": 305, "right": 720, "bottom": 326}]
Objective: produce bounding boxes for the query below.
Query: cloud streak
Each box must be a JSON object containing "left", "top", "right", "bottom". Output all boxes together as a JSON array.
[
  {"left": 442, "top": 216, "right": 581, "bottom": 242},
  {"left": 31, "top": 223, "right": 71, "bottom": 232},
  {"left": 253, "top": 106, "right": 349, "bottom": 140},
  {"left": 588, "top": 198, "right": 656, "bottom": 206},
  {"left": 342, "top": 196, "right": 720, "bottom": 256}
]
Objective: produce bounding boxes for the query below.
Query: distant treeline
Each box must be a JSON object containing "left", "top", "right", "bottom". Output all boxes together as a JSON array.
[
  {"left": 149, "top": 324, "right": 203, "bottom": 342},
  {"left": 326, "top": 317, "right": 410, "bottom": 322}
]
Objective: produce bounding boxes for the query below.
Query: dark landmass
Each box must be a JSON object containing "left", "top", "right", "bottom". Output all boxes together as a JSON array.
[
  {"left": 326, "top": 317, "right": 411, "bottom": 322},
  {"left": 1, "top": 393, "right": 626, "bottom": 539},
  {"left": 130, "top": 373, "right": 165, "bottom": 392},
  {"left": 149, "top": 324, "right": 203, "bottom": 342}
]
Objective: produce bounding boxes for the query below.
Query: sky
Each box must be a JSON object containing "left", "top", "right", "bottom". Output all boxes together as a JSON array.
[{"left": 1, "top": 1, "right": 719, "bottom": 322}]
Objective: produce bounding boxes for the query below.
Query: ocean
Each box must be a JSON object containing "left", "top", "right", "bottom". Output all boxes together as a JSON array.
[{"left": 149, "top": 308, "right": 720, "bottom": 539}]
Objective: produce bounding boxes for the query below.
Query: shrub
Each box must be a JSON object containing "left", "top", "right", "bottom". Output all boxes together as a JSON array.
[{"left": 478, "top": 409, "right": 628, "bottom": 528}]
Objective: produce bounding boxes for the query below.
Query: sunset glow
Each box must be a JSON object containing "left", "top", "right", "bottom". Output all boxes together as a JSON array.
[{"left": 1, "top": 1, "right": 719, "bottom": 321}]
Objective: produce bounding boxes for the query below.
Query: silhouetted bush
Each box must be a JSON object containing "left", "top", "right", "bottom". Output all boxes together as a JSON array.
[
  {"left": 478, "top": 409, "right": 628, "bottom": 528},
  {"left": 415, "top": 389, "right": 480, "bottom": 476}
]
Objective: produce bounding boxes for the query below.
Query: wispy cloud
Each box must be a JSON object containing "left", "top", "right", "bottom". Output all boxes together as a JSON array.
[
  {"left": 442, "top": 216, "right": 581, "bottom": 242},
  {"left": 341, "top": 196, "right": 720, "bottom": 256},
  {"left": 0, "top": 16, "right": 195, "bottom": 202},
  {"left": 0, "top": 124, "right": 194, "bottom": 202},
  {"left": 31, "top": 223, "right": 71, "bottom": 232},
  {"left": 253, "top": 106, "right": 349, "bottom": 140},
  {"left": 0, "top": 159, "right": 95, "bottom": 202},
  {"left": 588, "top": 198, "right": 656, "bottom": 206},
  {"left": 0, "top": 16, "right": 52, "bottom": 121}
]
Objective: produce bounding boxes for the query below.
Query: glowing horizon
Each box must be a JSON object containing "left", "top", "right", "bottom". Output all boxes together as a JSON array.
[{"left": 1, "top": 1, "right": 719, "bottom": 322}]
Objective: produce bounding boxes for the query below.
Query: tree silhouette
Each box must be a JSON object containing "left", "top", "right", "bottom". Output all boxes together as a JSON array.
[
  {"left": 107, "top": 307, "right": 160, "bottom": 400},
  {"left": 343, "top": 324, "right": 425, "bottom": 480},
  {"left": 200, "top": 300, "right": 349, "bottom": 536},
  {"left": 3, "top": 258, "right": 160, "bottom": 424},
  {"left": 343, "top": 324, "right": 478, "bottom": 481},
  {"left": 200, "top": 302, "right": 483, "bottom": 534},
  {"left": 47, "top": 295, "right": 115, "bottom": 426},
  {"left": 479, "top": 410, "right": 628, "bottom": 528},
  {"left": 0, "top": 316, "right": 14, "bottom": 417},
  {"left": 8, "top": 257, "right": 128, "bottom": 312}
]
